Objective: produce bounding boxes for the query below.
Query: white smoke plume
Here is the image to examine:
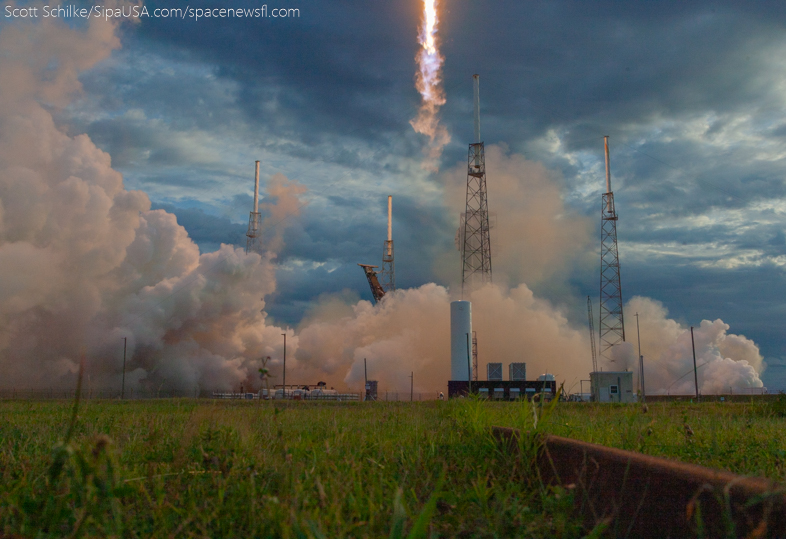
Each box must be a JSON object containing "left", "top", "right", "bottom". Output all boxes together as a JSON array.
[
  {"left": 625, "top": 296, "right": 764, "bottom": 394},
  {"left": 292, "top": 283, "right": 589, "bottom": 394},
  {"left": 0, "top": 16, "right": 298, "bottom": 392},
  {"left": 438, "top": 144, "right": 594, "bottom": 288}
]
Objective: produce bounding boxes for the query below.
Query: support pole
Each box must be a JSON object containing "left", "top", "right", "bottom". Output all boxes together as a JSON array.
[
  {"left": 691, "top": 327, "right": 699, "bottom": 400},
  {"left": 121, "top": 337, "right": 127, "bottom": 400},
  {"left": 282, "top": 333, "right": 287, "bottom": 394},
  {"left": 473, "top": 74, "right": 481, "bottom": 144},
  {"left": 466, "top": 333, "right": 472, "bottom": 395},
  {"left": 604, "top": 136, "right": 611, "bottom": 193},
  {"left": 253, "top": 160, "right": 260, "bottom": 213},
  {"left": 387, "top": 196, "right": 392, "bottom": 244},
  {"left": 636, "top": 313, "right": 645, "bottom": 402},
  {"left": 410, "top": 371, "right": 413, "bottom": 402}
]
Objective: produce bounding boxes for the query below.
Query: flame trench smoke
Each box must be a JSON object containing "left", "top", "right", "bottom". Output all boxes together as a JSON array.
[{"left": 410, "top": 0, "right": 450, "bottom": 170}]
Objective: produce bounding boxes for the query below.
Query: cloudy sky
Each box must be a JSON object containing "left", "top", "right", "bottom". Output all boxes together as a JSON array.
[{"left": 4, "top": 0, "right": 786, "bottom": 390}]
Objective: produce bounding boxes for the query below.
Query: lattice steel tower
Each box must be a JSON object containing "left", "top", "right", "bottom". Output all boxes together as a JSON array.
[
  {"left": 246, "top": 161, "right": 261, "bottom": 254},
  {"left": 461, "top": 74, "right": 492, "bottom": 295},
  {"left": 599, "top": 136, "right": 625, "bottom": 361},
  {"left": 380, "top": 196, "right": 395, "bottom": 293}
]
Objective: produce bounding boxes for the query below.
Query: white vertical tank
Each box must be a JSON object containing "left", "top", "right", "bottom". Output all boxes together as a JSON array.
[{"left": 450, "top": 301, "right": 472, "bottom": 381}]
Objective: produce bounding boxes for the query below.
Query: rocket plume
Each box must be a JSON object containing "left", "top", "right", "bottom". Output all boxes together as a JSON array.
[{"left": 410, "top": 0, "right": 450, "bottom": 170}]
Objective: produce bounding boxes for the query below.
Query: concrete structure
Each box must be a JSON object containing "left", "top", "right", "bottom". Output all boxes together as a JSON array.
[
  {"left": 591, "top": 371, "right": 634, "bottom": 403},
  {"left": 450, "top": 301, "right": 472, "bottom": 381}
]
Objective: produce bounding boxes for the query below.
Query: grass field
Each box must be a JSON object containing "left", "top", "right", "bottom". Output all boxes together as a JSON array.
[
  {"left": 480, "top": 397, "right": 786, "bottom": 482},
  {"left": 0, "top": 399, "right": 583, "bottom": 538},
  {"left": 3, "top": 397, "right": 784, "bottom": 538}
]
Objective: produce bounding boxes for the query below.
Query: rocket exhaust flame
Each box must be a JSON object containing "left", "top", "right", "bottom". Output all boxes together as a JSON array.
[{"left": 410, "top": 0, "right": 450, "bottom": 170}]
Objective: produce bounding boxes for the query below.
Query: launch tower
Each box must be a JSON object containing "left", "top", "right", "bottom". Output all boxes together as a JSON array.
[
  {"left": 380, "top": 196, "right": 395, "bottom": 293},
  {"left": 460, "top": 74, "right": 493, "bottom": 295},
  {"left": 599, "top": 136, "right": 625, "bottom": 361},
  {"left": 245, "top": 161, "right": 261, "bottom": 254}
]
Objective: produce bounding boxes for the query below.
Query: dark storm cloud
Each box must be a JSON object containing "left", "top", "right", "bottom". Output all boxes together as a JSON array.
[{"left": 135, "top": 0, "right": 421, "bottom": 145}]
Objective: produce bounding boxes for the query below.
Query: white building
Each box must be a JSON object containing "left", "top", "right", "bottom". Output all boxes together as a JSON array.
[{"left": 590, "top": 371, "right": 635, "bottom": 403}]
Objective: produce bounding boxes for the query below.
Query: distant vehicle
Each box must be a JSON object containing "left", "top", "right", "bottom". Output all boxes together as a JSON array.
[
  {"left": 567, "top": 393, "right": 591, "bottom": 402},
  {"left": 537, "top": 373, "right": 555, "bottom": 382}
]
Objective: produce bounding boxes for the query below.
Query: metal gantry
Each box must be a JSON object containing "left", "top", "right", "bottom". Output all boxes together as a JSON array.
[
  {"left": 599, "top": 136, "right": 625, "bottom": 361},
  {"left": 460, "top": 75, "right": 492, "bottom": 295},
  {"left": 358, "top": 264, "right": 386, "bottom": 304}
]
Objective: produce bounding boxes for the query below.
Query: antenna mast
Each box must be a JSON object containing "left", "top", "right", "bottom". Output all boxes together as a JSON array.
[
  {"left": 461, "top": 74, "right": 492, "bottom": 295},
  {"left": 599, "top": 136, "right": 626, "bottom": 361}
]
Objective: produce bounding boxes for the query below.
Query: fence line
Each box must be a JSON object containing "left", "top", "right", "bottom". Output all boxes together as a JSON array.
[{"left": 0, "top": 389, "right": 442, "bottom": 401}]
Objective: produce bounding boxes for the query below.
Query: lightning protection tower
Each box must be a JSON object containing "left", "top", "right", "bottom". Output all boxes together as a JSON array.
[
  {"left": 380, "top": 196, "right": 395, "bottom": 293},
  {"left": 460, "top": 74, "right": 492, "bottom": 295},
  {"left": 599, "top": 136, "right": 625, "bottom": 361},
  {"left": 246, "top": 161, "right": 261, "bottom": 254}
]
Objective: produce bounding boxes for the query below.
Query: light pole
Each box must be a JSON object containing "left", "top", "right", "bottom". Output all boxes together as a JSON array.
[
  {"left": 466, "top": 333, "right": 472, "bottom": 395},
  {"left": 691, "top": 326, "right": 699, "bottom": 400},
  {"left": 121, "top": 337, "right": 127, "bottom": 400},
  {"left": 636, "top": 313, "right": 645, "bottom": 403},
  {"left": 282, "top": 333, "right": 287, "bottom": 395}
]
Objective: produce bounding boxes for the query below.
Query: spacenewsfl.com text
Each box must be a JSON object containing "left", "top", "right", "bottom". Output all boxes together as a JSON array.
[{"left": 4, "top": 5, "right": 300, "bottom": 21}]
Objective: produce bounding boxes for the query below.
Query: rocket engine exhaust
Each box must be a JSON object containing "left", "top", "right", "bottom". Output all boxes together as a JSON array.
[{"left": 410, "top": 0, "right": 450, "bottom": 169}]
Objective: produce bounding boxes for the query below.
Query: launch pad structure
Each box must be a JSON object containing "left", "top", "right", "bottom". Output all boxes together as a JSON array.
[
  {"left": 358, "top": 196, "right": 395, "bottom": 304},
  {"left": 358, "top": 264, "right": 386, "bottom": 304}
]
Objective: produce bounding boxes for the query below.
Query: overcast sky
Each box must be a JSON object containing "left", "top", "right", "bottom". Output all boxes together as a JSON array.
[{"left": 50, "top": 1, "right": 786, "bottom": 387}]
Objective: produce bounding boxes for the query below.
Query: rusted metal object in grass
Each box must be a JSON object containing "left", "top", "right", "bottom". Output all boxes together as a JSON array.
[{"left": 493, "top": 426, "right": 786, "bottom": 538}]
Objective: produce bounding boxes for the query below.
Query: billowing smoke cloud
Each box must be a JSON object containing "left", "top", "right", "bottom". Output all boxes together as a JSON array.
[
  {"left": 625, "top": 296, "right": 764, "bottom": 394},
  {"left": 438, "top": 144, "right": 593, "bottom": 288},
  {"left": 0, "top": 16, "right": 299, "bottom": 392},
  {"left": 291, "top": 283, "right": 588, "bottom": 394}
]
